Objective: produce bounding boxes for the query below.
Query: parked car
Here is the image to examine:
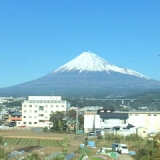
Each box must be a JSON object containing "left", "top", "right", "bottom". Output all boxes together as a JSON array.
[
  {"left": 88, "top": 132, "right": 96, "bottom": 136},
  {"left": 0, "top": 124, "right": 5, "bottom": 128},
  {"left": 117, "top": 144, "right": 129, "bottom": 154},
  {"left": 8, "top": 122, "right": 16, "bottom": 127},
  {"left": 112, "top": 143, "right": 119, "bottom": 152}
]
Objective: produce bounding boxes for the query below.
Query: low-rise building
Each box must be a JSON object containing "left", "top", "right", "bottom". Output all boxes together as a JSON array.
[
  {"left": 84, "top": 109, "right": 160, "bottom": 136},
  {"left": 9, "top": 112, "right": 22, "bottom": 122},
  {"left": 84, "top": 109, "right": 133, "bottom": 134},
  {"left": 17, "top": 96, "right": 67, "bottom": 127},
  {"left": 127, "top": 111, "right": 160, "bottom": 133}
]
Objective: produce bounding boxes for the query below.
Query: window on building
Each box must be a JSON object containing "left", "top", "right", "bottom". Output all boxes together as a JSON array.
[
  {"left": 45, "top": 105, "right": 48, "bottom": 107},
  {"left": 24, "top": 110, "right": 26, "bottom": 113},
  {"left": 29, "top": 116, "right": 32, "bottom": 118},
  {"left": 51, "top": 105, "right": 53, "bottom": 107},
  {"left": 56, "top": 105, "right": 59, "bottom": 108},
  {"left": 34, "top": 105, "right": 37, "bottom": 107},
  {"left": 24, "top": 105, "right": 27, "bottom": 107},
  {"left": 45, "top": 116, "right": 48, "bottom": 119},
  {"left": 34, "top": 110, "right": 37, "bottom": 113},
  {"left": 34, "top": 122, "right": 37, "bottom": 124},
  {"left": 121, "top": 120, "right": 125, "bottom": 124},
  {"left": 154, "top": 114, "right": 157, "bottom": 116},
  {"left": 23, "top": 122, "right": 26, "bottom": 124},
  {"left": 34, "top": 116, "right": 37, "bottom": 118},
  {"left": 39, "top": 120, "right": 44, "bottom": 122},
  {"left": 29, "top": 122, "right": 32, "bottom": 124},
  {"left": 148, "top": 114, "right": 151, "bottom": 116},
  {"left": 61, "top": 105, "right": 64, "bottom": 108},
  {"left": 29, "top": 105, "right": 32, "bottom": 107},
  {"left": 39, "top": 106, "right": 44, "bottom": 111},
  {"left": 23, "top": 116, "right": 26, "bottom": 118},
  {"left": 39, "top": 114, "right": 44, "bottom": 117}
]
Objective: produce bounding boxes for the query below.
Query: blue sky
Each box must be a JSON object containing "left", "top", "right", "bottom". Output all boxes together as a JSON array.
[{"left": 0, "top": 0, "right": 160, "bottom": 88}]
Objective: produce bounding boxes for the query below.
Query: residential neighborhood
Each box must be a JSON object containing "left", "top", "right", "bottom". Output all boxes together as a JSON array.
[{"left": 0, "top": 96, "right": 160, "bottom": 159}]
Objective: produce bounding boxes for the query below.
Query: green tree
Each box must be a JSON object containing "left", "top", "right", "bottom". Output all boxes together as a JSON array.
[
  {"left": 50, "top": 111, "right": 66, "bottom": 131},
  {"left": 135, "top": 133, "right": 160, "bottom": 160}
]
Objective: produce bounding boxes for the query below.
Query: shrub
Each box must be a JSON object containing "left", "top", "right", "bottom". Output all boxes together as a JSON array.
[
  {"left": 125, "top": 134, "right": 143, "bottom": 141},
  {"left": 43, "top": 126, "right": 48, "bottom": 132},
  {"left": 26, "top": 153, "right": 41, "bottom": 160},
  {"left": 0, "top": 147, "right": 8, "bottom": 160}
]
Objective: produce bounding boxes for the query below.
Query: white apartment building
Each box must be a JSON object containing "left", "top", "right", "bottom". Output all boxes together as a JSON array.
[{"left": 17, "top": 96, "right": 67, "bottom": 127}]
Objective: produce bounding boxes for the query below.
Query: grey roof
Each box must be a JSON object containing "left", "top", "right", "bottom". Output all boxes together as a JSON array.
[
  {"left": 99, "top": 113, "right": 128, "bottom": 119},
  {"left": 10, "top": 112, "right": 22, "bottom": 116}
]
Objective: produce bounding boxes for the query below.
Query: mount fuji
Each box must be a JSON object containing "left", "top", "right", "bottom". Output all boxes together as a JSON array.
[{"left": 0, "top": 52, "right": 160, "bottom": 97}]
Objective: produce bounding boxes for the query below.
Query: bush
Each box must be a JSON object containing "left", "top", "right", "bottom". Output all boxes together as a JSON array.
[
  {"left": 104, "top": 133, "right": 124, "bottom": 142},
  {"left": 125, "top": 134, "right": 143, "bottom": 141},
  {"left": 43, "top": 126, "right": 48, "bottom": 132},
  {"left": 26, "top": 153, "right": 41, "bottom": 160},
  {"left": 0, "top": 147, "right": 8, "bottom": 160}
]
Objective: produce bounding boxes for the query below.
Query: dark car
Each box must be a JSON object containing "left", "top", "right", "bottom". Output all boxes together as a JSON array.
[{"left": 8, "top": 122, "right": 16, "bottom": 127}]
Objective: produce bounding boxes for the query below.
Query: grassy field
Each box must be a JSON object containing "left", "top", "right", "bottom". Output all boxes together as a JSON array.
[
  {"left": 2, "top": 137, "right": 64, "bottom": 147},
  {"left": 0, "top": 130, "right": 136, "bottom": 159}
]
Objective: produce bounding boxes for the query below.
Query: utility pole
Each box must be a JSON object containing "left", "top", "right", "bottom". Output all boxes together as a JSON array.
[{"left": 76, "top": 108, "right": 79, "bottom": 134}]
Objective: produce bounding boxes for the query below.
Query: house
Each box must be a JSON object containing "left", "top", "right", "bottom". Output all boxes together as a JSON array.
[
  {"left": 84, "top": 109, "right": 160, "bottom": 136},
  {"left": 9, "top": 112, "right": 22, "bottom": 122},
  {"left": 17, "top": 96, "right": 67, "bottom": 128},
  {"left": 84, "top": 109, "right": 134, "bottom": 134}
]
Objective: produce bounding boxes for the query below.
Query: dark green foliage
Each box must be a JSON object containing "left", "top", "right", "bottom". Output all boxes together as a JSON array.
[
  {"left": 43, "top": 126, "right": 48, "bottom": 132},
  {"left": 134, "top": 133, "right": 160, "bottom": 160},
  {"left": 50, "top": 111, "right": 67, "bottom": 132}
]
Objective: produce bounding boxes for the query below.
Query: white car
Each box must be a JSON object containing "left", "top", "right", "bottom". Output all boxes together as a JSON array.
[
  {"left": 117, "top": 144, "right": 128, "bottom": 154},
  {"left": 0, "top": 124, "right": 5, "bottom": 128}
]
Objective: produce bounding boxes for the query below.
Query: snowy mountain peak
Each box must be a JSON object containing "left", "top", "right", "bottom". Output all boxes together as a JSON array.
[{"left": 54, "top": 51, "right": 149, "bottom": 79}]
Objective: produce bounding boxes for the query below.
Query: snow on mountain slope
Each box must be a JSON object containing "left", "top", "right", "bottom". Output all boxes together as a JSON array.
[{"left": 54, "top": 52, "right": 149, "bottom": 79}]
